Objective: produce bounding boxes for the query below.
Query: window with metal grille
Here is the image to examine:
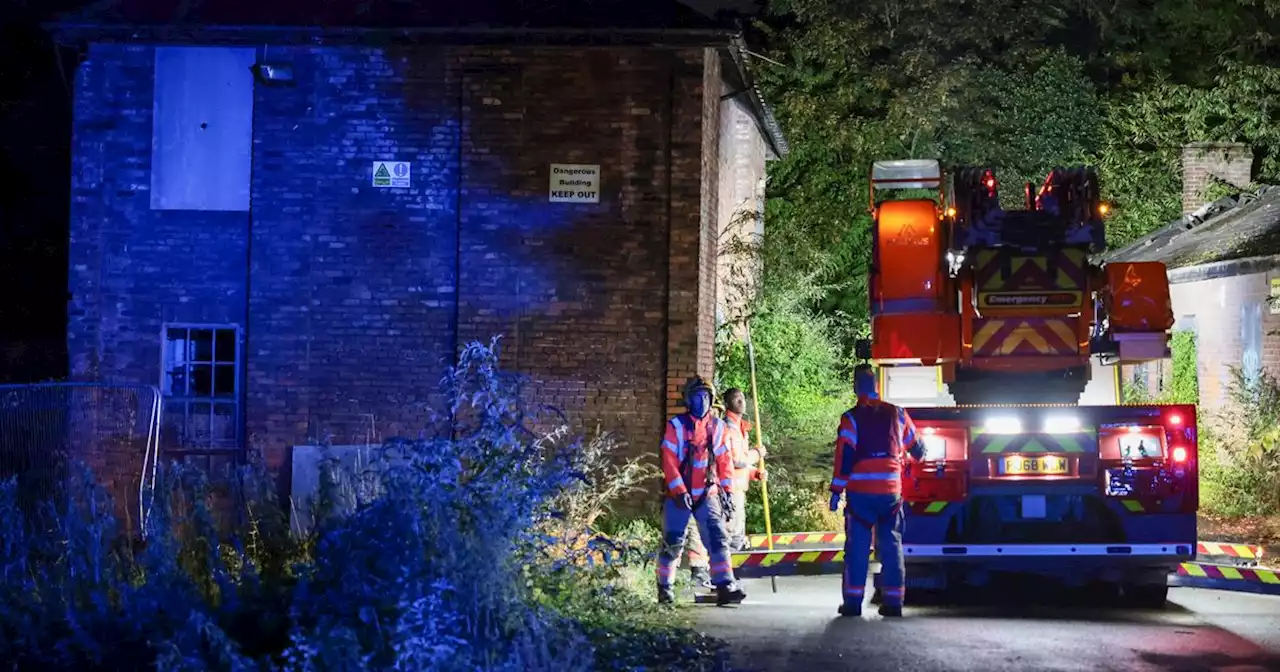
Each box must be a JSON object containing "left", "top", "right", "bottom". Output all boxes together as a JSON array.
[{"left": 160, "top": 325, "right": 241, "bottom": 453}]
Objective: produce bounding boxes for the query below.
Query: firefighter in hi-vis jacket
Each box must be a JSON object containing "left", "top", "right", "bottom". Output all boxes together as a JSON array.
[
  {"left": 722, "top": 387, "right": 765, "bottom": 551},
  {"left": 656, "top": 376, "right": 748, "bottom": 606},
  {"left": 829, "top": 363, "right": 925, "bottom": 618}
]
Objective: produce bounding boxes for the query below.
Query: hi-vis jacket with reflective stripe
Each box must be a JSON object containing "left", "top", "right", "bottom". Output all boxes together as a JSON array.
[
  {"left": 724, "top": 411, "right": 763, "bottom": 491},
  {"left": 661, "top": 413, "right": 735, "bottom": 500},
  {"left": 830, "top": 397, "right": 924, "bottom": 496}
]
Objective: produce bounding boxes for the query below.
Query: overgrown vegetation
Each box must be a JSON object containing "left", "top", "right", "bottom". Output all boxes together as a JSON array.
[
  {"left": 0, "top": 340, "right": 727, "bottom": 671},
  {"left": 709, "top": 0, "right": 1280, "bottom": 530},
  {"left": 1122, "top": 330, "right": 1199, "bottom": 405},
  {"left": 1201, "top": 367, "right": 1280, "bottom": 518}
]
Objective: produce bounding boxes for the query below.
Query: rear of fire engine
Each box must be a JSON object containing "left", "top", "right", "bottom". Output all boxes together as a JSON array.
[{"left": 859, "top": 160, "right": 1197, "bottom": 606}]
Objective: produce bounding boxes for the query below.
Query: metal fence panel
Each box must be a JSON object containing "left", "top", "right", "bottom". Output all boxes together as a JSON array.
[{"left": 0, "top": 383, "right": 161, "bottom": 533}]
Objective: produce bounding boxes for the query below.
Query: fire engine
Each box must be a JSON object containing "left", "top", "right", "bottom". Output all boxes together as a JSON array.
[{"left": 860, "top": 160, "right": 1196, "bottom": 606}]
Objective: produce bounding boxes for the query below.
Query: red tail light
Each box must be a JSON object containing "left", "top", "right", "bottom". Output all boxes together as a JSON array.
[{"left": 1171, "top": 446, "right": 1188, "bottom": 463}]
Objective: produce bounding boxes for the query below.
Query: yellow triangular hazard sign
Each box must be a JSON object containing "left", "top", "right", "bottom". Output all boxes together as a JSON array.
[{"left": 374, "top": 164, "right": 391, "bottom": 178}]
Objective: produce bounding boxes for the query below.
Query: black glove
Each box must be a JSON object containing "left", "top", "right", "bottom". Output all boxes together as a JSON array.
[
  {"left": 720, "top": 491, "right": 734, "bottom": 517},
  {"left": 677, "top": 493, "right": 693, "bottom": 510}
]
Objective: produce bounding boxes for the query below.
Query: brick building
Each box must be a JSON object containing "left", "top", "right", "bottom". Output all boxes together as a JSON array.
[
  {"left": 46, "top": 1, "right": 787, "bottom": 482},
  {"left": 1109, "top": 142, "right": 1280, "bottom": 413}
]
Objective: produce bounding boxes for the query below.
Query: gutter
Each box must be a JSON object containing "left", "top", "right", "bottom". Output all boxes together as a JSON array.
[
  {"left": 40, "top": 22, "right": 740, "bottom": 47},
  {"left": 726, "top": 34, "right": 789, "bottom": 159},
  {"left": 1166, "top": 254, "right": 1280, "bottom": 285},
  {"left": 41, "top": 19, "right": 790, "bottom": 159}
]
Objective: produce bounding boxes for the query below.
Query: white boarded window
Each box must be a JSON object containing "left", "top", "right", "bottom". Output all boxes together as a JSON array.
[{"left": 151, "top": 47, "right": 256, "bottom": 211}]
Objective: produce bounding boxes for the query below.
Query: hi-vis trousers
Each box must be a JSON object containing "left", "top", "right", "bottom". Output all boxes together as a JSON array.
[
  {"left": 842, "top": 492, "right": 906, "bottom": 608},
  {"left": 657, "top": 495, "right": 736, "bottom": 588}
]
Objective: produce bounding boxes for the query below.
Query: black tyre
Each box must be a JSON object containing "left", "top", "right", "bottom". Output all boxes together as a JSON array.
[{"left": 1122, "top": 582, "right": 1169, "bottom": 609}]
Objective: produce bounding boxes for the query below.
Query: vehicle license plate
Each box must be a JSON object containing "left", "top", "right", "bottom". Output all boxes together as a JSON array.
[{"left": 1002, "top": 455, "right": 1069, "bottom": 475}]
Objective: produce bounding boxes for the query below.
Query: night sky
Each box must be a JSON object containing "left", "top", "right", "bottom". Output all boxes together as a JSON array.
[{"left": 0, "top": 0, "right": 89, "bottom": 384}]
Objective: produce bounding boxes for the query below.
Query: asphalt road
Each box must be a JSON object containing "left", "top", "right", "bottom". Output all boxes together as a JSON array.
[{"left": 696, "top": 577, "right": 1280, "bottom": 672}]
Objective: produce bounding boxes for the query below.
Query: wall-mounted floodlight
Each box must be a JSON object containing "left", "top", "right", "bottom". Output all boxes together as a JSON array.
[{"left": 251, "top": 63, "right": 294, "bottom": 84}]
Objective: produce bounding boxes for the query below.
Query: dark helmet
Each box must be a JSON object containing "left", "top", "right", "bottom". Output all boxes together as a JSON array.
[{"left": 682, "top": 375, "right": 715, "bottom": 401}]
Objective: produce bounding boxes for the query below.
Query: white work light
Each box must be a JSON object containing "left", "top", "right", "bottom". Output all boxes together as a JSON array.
[
  {"left": 1043, "top": 415, "right": 1081, "bottom": 433},
  {"left": 983, "top": 416, "right": 1022, "bottom": 434},
  {"left": 921, "top": 435, "right": 947, "bottom": 461}
]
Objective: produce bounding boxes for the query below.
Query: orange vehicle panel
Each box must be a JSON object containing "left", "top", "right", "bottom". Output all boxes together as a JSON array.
[
  {"left": 1105, "top": 262, "right": 1174, "bottom": 332},
  {"left": 874, "top": 199, "right": 945, "bottom": 309},
  {"left": 871, "top": 313, "right": 961, "bottom": 362}
]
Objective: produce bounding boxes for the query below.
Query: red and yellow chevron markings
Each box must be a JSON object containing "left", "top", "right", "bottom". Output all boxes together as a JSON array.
[
  {"left": 731, "top": 549, "right": 846, "bottom": 578},
  {"left": 1197, "top": 541, "right": 1264, "bottom": 560},
  {"left": 972, "top": 317, "right": 1079, "bottom": 356},
  {"left": 1173, "top": 562, "right": 1280, "bottom": 595},
  {"left": 1197, "top": 541, "right": 1265, "bottom": 565},
  {"left": 747, "top": 532, "right": 843, "bottom": 548},
  {"left": 1179, "top": 562, "right": 1278, "bottom": 582},
  {"left": 974, "top": 249, "right": 1088, "bottom": 292},
  {"left": 733, "top": 549, "right": 844, "bottom": 569}
]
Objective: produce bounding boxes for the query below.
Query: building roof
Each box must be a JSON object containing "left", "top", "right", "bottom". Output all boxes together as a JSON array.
[
  {"left": 49, "top": 0, "right": 720, "bottom": 30},
  {"left": 1106, "top": 185, "right": 1280, "bottom": 269},
  {"left": 43, "top": 0, "right": 788, "bottom": 158}
]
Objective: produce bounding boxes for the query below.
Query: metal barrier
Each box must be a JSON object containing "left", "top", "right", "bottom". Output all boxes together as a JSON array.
[
  {"left": 0, "top": 383, "right": 162, "bottom": 533},
  {"left": 730, "top": 530, "right": 1277, "bottom": 595}
]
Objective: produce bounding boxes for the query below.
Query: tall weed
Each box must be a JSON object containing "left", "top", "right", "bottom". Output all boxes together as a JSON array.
[
  {"left": 0, "top": 339, "right": 725, "bottom": 671},
  {"left": 1200, "top": 366, "right": 1280, "bottom": 517}
]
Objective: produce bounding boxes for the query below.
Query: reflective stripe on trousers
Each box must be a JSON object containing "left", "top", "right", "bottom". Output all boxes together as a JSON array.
[
  {"left": 842, "top": 492, "right": 907, "bottom": 607},
  {"left": 728, "top": 488, "right": 747, "bottom": 549},
  {"left": 657, "top": 495, "right": 736, "bottom": 587}
]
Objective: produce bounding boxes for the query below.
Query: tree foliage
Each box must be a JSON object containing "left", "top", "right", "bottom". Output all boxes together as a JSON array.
[{"left": 746, "top": 0, "right": 1280, "bottom": 349}]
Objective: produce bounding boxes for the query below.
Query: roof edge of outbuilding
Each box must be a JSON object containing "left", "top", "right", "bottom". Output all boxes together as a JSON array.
[
  {"left": 41, "top": 20, "right": 790, "bottom": 159},
  {"left": 40, "top": 21, "right": 739, "bottom": 47}
]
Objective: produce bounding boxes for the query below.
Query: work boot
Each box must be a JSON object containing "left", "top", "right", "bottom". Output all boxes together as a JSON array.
[
  {"left": 690, "top": 566, "right": 713, "bottom": 589},
  {"left": 657, "top": 585, "right": 675, "bottom": 605},
  {"left": 878, "top": 604, "right": 903, "bottom": 618},
  {"left": 837, "top": 602, "right": 862, "bottom": 617},
  {"left": 716, "top": 583, "right": 747, "bottom": 606}
]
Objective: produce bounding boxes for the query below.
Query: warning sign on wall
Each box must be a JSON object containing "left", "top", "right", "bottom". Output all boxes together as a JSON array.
[
  {"left": 1270, "top": 277, "right": 1280, "bottom": 314},
  {"left": 549, "top": 164, "right": 600, "bottom": 203},
  {"left": 372, "top": 161, "right": 411, "bottom": 188}
]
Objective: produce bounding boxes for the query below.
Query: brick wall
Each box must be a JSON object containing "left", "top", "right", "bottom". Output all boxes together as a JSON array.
[
  {"left": 1181, "top": 142, "right": 1254, "bottom": 214},
  {"left": 68, "top": 44, "right": 251, "bottom": 385},
  {"left": 67, "top": 41, "right": 724, "bottom": 486}
]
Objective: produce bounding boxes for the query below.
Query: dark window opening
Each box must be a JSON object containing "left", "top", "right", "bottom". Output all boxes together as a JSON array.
[{"left": 161, "top": 325, "right": 241, "bottom": 454}]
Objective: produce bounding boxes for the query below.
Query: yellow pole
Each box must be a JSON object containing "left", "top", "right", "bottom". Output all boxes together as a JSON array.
[{"left": 745, "top": 319, "right": 778, "bottom": 593}]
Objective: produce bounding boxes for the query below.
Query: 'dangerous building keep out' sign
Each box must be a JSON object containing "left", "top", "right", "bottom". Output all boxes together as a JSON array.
[{"left": 549, "top": 164, "right": 600, "bottom": 203}]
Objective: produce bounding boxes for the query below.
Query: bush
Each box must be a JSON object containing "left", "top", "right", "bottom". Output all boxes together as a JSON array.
[
  {"left": 1200, "top": 366, "right": 1280, "bottom": 517},
  {"left": 1121, "top": 330, "right": 1198, "bottom": 405},
  {"left": 0, "top": 339, "right": 728, "bottom": 671},
  {"left": 714, "top": 294, "right": 852, "bottom": 466},
  {"left": 743, "top": 463, "right": 840, "bottom": 536}
]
